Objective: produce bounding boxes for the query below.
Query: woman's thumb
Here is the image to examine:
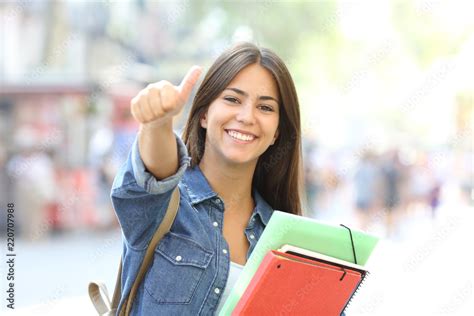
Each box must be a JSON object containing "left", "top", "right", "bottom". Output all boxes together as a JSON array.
[{"left": 178, "top": 65, "right": 202, "bottom": 100}]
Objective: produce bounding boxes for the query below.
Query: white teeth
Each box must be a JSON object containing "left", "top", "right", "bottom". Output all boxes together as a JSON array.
[{"left": 227, "top": 130, "right": 255, "bottom": 142}]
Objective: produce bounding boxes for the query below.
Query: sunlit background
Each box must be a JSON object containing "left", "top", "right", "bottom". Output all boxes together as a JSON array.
[{"left": 1, "top": 0, "right": 473, "bottom": 315}]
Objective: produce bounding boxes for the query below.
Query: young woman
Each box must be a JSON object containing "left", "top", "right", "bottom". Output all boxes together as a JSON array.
[{"left": 111, "top": 42, "right": 303, "bottom": 315}]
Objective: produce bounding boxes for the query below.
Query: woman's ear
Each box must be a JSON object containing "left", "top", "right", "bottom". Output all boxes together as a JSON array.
[
  {"left": 200, "top": 112, "right": 208, "bottom": 129},
  {"left": 271, "top": 129, "right": 279, "bottom": 145}
]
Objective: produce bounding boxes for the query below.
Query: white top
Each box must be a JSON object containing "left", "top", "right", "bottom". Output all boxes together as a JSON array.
[{"left": 215, "top": 261, "right": 244, "bottom": 314}]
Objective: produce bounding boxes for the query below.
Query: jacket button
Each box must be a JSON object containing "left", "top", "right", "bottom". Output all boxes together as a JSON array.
[
  {"left": 213, "top": 221, "right": 218, "bottom": 227},
  {"left": 175, "top": 255, "right": 182, "bottom": 262},
  {"left": 214, "top": 288, "right": 220, "bottom": 295},
  {"left": 249, "top": 234, "right": 255, "bottom": 240},
  {"left": 222, "top": 249, "right": 228, "bottom": 254}
]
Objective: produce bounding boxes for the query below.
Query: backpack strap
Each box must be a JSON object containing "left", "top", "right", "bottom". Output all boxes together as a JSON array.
[
  {"left": 119, "top": 186, "right": 181, "bottom": 315},
  {"left": 89, "top": 186, "right": 180, "bottom": 316},
  {"left": 110, "top": 260, "right": 122, "bottom": 312},
  {"left": 88, "top": 281, "right": 113, "bottom": 315}
]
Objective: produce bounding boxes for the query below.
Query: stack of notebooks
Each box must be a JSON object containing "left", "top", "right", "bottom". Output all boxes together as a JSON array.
[{"left": 218, "top": 211, "right": 379, "bottom": 316}]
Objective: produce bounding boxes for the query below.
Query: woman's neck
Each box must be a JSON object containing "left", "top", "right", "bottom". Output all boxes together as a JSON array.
[{"left": 198, "top": 156, "right": 256, "bottom": 214}]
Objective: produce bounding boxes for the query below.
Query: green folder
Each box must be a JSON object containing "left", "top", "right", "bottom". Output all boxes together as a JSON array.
[{"left": 218, "top": 211, "right": 380, "bottom": 315}]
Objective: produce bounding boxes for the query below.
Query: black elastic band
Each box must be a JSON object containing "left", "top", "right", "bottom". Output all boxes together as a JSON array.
[{"left": 340, "top": 224, "right": 358, "bottom": 265}]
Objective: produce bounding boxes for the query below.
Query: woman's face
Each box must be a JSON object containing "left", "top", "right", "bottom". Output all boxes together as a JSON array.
[{"left": 200, "top": 63, "right": 280, "bottom": 167}]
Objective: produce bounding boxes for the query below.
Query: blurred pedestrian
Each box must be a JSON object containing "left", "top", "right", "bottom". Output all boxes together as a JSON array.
[
  {"left": 6, "top": 126, "right": 57, "bottom": 241},
  {"left": 380, "top": 150, "right": 403, "bottom": 238},
  {"left": 89, "top": 125, "right": 118, "bottom": 229},
  {"left": 428, "top": 182, "right": 441, "bottom": 218},
  {"left": 303, "top": 136, "right": 320, "bottom": 217},
  {"left": 407, "top": 153, "right": 433, "bottom": 214},
  {"left": 353, "top": 151, "right": 379, "bottom": 231}
]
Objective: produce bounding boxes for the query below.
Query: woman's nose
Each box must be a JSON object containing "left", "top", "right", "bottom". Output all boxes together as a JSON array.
[{"left": 235, "top": 103, "right": 256, "bottom": 125}]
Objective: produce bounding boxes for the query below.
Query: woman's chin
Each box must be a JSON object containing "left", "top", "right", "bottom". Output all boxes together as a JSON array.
[{"left": 222, "top": 153, "right": 257, "bottom": 167}]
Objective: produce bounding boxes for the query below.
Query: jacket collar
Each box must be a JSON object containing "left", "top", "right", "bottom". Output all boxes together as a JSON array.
[
  {"left": 181, "top": 165, "right": 274, "bottom": 226},
  {"left": 181, "top": 165, "right": 218, "bottom": 205},
  {"left": 252, "top": 189, "right": 273, "bottom": 226}
]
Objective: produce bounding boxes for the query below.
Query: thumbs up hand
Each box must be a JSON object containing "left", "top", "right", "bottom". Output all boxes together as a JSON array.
[{"left": 131, "top": 65, "right": 202, "bottom": 126}]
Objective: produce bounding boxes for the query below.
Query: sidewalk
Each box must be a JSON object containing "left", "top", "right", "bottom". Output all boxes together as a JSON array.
[
  {"left": 348, "top": 204, "right": 473, "bottom": 315},
  {"left": 1, "top": 229, "right": 122, "bottom": 315}
]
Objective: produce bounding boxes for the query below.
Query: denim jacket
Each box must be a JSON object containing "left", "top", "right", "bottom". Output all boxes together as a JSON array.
[{"left": 111, "top": 133, "right": 274, "bottom": 315}]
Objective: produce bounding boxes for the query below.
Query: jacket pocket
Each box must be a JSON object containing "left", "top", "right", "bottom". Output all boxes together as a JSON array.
[{"left": 144, "top": 232, "right": 213, "bottom": 304}]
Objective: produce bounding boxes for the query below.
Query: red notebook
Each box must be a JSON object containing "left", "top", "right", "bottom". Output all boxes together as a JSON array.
[{"left": 232, "top": 250, "right": 366, "bottom": 316}]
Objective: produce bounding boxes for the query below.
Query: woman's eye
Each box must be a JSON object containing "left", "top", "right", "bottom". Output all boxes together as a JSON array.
[
  {"left": 224, "top": 96, "right": 239, "bottom": 103},
  {"left": 259, "top": 105, "right": 274, "bottom": 112}
]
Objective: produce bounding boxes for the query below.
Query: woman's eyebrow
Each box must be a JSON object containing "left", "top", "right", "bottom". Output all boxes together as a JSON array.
[{"left": 224, "top": 87, "right": 279, "bottom": 104}]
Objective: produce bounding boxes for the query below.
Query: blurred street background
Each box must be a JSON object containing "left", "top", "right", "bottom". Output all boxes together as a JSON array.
[{"left": 0, "top": 0, "right": 473, "bottom": 315}]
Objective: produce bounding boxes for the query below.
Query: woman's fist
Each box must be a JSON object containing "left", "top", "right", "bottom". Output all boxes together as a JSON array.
[{"left": 131, "top": 65, "right": 202, "bottom": 125}]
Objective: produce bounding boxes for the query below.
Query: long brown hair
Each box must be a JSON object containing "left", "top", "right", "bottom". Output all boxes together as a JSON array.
[{"left": 182, "top": 42, "right": 303, "bottom": 216}]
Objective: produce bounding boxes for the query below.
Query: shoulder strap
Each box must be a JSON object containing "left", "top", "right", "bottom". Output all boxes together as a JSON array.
[
  {"left": 109, "top": 259, "right": 122, "bottom": 313},
  {"left": 117, "top": 186, "right": 181, "bottom": 315}
]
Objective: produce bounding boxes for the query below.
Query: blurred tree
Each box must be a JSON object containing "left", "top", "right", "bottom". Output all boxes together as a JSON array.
[
  {"left": 392, "top": 1, "right": 474, "bottom": 67},
  {"left": 184, "top": 0, "right": 337, "bottom": 62}
]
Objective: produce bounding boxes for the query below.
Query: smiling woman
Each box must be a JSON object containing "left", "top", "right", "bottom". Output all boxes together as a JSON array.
[
  {"left": 184, "top": 43, "right": 303, "bottom": 217},
  {"left": 111, "top": 42, "right": 304, "bottom": 315}
]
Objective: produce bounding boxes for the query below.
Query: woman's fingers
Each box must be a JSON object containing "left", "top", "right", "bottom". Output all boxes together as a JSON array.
[
  {"left": 142, "top": 81, "right": 162, "bottom": 118},
  {"left": 131, "top": 94, "right": 145, "bottom": 123},
  {"left": 130, "top": 66, "right": 202, "bottom": 125},
  {"left": 147, "top": 87, "right": 163, "bottom": 119},
  {"left": 160, "top": 82, "right": 179, "bottom": 114}
]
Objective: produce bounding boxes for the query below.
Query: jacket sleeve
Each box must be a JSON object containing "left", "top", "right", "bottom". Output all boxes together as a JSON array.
[{"left": 110, "top": 132, "right": 190, "bottom": 250}]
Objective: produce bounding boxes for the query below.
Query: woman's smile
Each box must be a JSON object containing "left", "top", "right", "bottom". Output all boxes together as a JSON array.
[{"left": 225, "top": 129, "right": 258, "bottom": 144}]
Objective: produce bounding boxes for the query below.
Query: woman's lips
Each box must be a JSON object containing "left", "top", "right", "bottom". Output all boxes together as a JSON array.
[{"left": 225, "top": 129, "right": 257, "bottom": 143}]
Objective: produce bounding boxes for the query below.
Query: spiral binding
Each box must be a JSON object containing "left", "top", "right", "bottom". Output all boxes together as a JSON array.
[
  {"left": 341, "top": 270, "right": 370, "bottom": 315},
  {"left": 339, "top": 223, "right": 370, "bottom": 315}
]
